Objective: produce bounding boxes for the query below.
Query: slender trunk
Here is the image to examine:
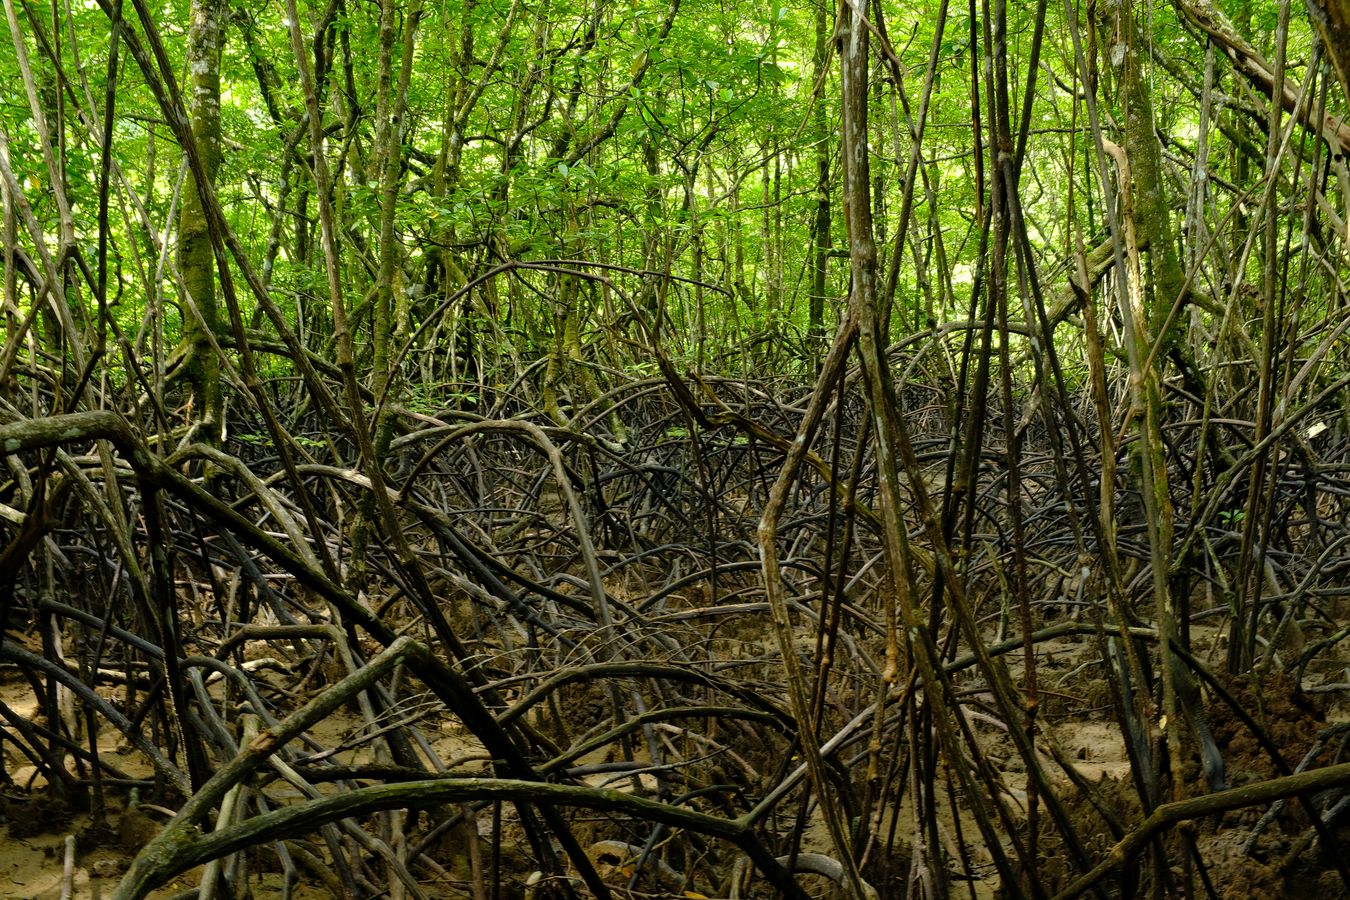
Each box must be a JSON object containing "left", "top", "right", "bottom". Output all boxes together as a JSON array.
[
  {"left": 808, "top": 0, "right": 832, "bottom": 357},
  {"left": 178, "top": 0, "right": 224, "bottom": 444},
  {"left": 1310, "top": 0, "right": 1350, "bottom": 108},
  {"left": 372, "top": 0, "right": 423, "bottom": 455},
  {"left": 1101, "top": 0, "right": 1190, "bottom": 789}
]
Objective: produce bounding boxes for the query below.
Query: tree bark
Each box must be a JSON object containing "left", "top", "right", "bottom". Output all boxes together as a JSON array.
[
  {"left": 178, "top": 0, "right": 224, "bottom": 444},
  {"left": 1307, "top": 0, "right": 1350, "bottom": 114},
  {"left": 808, "top": 0, "right": 833, "bottom": 356}
]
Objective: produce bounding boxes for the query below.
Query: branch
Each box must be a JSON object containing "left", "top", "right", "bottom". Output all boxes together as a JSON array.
[
  {"left": 1053, "top": 761, "right": 1350, "bottom": 899},
  {"left": 114, "top": 777, "right": 805, "bottom": 899},
  {"left": 1171, "top": 0, "right": 1350, "bottom": 155}
]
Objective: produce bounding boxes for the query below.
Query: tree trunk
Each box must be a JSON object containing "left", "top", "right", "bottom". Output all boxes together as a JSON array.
[
  {"left": 372, "top": 0, "right": 423, "bottom": 458},
  {"left": 808, "top": 0, "right": 832, "bottom": 357},
  {"left": 178, "top": 0, "right": 224, "bottom": 444},
  {"left": 1310, "top": 0, "right": 1350, "bottom": 110}
]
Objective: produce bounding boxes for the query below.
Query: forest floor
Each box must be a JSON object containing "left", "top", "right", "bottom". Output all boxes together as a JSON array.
[
  {"left": 2, "top": 358, "right": 1348, "bottom": 899},
  {"left": 4, "top": 610, "right": 1349, "bottom": 899}
]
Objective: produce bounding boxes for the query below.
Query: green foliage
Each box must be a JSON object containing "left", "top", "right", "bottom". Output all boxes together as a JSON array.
[{"left": 1, "top": 0, "right": 1342, "bottom": 393}]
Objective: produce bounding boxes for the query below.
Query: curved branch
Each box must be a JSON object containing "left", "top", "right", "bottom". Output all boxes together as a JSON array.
[{"left": 114, "top": 777, "right": 805, "bottom": 900}]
